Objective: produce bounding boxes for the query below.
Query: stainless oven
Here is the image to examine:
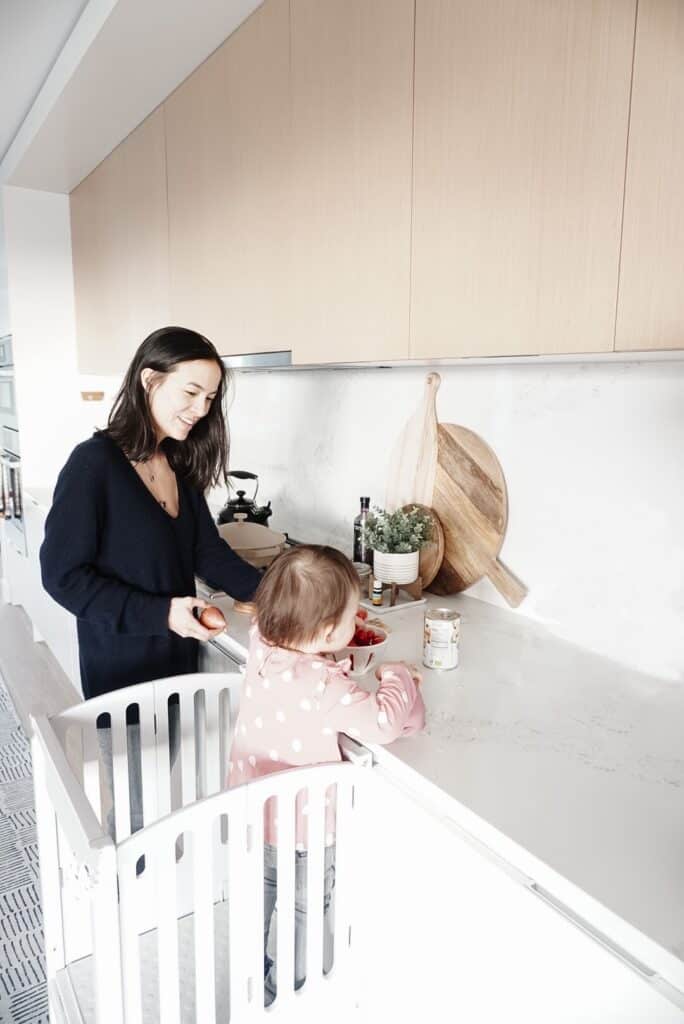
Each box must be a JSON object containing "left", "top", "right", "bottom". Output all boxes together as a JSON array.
[
  {"left": 0, "top": 370, "right": 18, "bottom": 431},
  {"left": 1, "top": 425, "right": 27, "bottom": 556},
  {"left": 0, "top": 335, "right": 13, "bottom": 367}
]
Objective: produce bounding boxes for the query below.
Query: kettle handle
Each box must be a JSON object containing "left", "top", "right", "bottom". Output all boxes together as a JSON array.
[{"left": 227, "top": 470, "right": 258, "bottom": 502}]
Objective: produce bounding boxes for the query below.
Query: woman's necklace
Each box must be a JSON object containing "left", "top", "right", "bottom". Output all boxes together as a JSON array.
[
  {"left": 134, "top": 455, "right": 169, "bottom": 510},
  {"left": 144, "top": 462, "right": 166, "bottom": 509}
]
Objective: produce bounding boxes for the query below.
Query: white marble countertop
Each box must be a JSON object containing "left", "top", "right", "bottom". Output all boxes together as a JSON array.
[
  {"left": 207, "top": 589, "right": 684, "bottom": 970},
  {"left": 24, "top": 485, "right": 55, "bottom": 513}
]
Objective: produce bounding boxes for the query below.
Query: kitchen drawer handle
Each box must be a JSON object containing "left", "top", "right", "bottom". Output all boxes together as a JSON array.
[{"left": 528, "top": 882, "right": 656, "bottom": 979}]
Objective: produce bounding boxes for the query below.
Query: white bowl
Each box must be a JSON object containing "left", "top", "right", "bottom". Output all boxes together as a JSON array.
[{"left": 332, "top": 624, "right": 389, "bottom": 677}]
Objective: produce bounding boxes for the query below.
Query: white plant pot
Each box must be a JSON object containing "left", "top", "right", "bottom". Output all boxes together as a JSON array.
[{"left": 372, "top": 549, "right": 420, "bottom": 584}]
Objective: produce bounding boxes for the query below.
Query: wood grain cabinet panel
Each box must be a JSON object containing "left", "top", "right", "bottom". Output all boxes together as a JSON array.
[
  {"left": 165, "top": 0, "right": 291, "bottom": 356},
  {"left": 289, "top": 0, "right": 414, "bottom": 364},
  {"left": 410, "top": 0, "right": 636, "bottom": 358},
  {"left": 70, "top": 108, "right": 169, "bottom": 374},
  {"left": 616, "top": 0, "right": 684, "bottom": 351}
]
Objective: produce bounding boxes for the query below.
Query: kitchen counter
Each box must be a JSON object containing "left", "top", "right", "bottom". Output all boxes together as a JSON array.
[
  {"left": 24, "top": 485, "right": 54, "bottom": 513},
  {"left": 208, "top": 589, "right": 684, "bottom": 978}
]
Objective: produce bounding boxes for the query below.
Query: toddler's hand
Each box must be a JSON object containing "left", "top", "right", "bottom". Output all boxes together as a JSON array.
[
  {"left": 405, "top": 663, "right": 423, "bottom": 687},
  {"left": 374, "top": 661, "right": 420, "bottom": 687}
]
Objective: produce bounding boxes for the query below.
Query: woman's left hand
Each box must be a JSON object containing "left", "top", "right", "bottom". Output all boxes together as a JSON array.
[{"left": 168, "top": 596, "right": 225, "bottom": 640}]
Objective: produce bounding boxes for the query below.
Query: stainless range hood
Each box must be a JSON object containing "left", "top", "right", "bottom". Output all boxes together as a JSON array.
[{"left": 221, "top": 351, "right": 292, "bottom": 370}]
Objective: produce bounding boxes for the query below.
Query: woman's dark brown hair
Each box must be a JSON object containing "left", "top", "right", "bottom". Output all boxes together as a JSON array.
[
  {"left": 104, "top": 326, "right": 231, "bottom": 491},
  {"left": 255, "top": 545, "right": 361, "bottom": 650}
]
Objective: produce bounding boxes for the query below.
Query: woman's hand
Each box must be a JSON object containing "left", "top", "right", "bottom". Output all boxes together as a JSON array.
[{"left": 168, "top": 597, "right": 225, "bottom": 641}]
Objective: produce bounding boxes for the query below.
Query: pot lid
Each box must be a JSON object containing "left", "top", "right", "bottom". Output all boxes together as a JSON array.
[{"left": 218, "top": 515, "right": 285, "bottom": 551}]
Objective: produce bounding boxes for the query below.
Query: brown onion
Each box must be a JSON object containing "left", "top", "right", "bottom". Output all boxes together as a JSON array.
[{"left": 199, "top": 605, "right": 227, "bottom": 631}]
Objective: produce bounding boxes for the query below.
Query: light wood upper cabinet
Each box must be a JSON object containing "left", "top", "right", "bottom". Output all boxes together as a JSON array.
[
  {"left": 70, "top": 108, "right": 169, "bottom": 375},
  {"left": 616, "top": 0, "right": 684, "bottom": 351},
  {"left": 289, "top": 0, "right": 414, "bottom": 364},
  {"left": 410, "top": 0, "right": 636, "bottom": 359},
  {"left": 165, "top": 0, "right": 291, "bottom": 356}
]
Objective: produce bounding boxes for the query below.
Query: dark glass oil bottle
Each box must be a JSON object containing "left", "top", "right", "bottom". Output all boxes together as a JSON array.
[{"left": 353, "top": 496, "right": 372, "bottom": 565}]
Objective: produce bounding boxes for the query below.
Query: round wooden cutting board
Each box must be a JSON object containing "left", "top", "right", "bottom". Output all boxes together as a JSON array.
[
  {"left": 400, "top": 503, "right": 445, "bottom": 588},
  {"left": 430, "top": 424, "right": 527, "bottom": 607}
]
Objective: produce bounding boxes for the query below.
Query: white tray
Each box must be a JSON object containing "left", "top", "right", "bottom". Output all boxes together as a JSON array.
[{"left": 359, "top": 593, "right": 426, "bottom": 615}]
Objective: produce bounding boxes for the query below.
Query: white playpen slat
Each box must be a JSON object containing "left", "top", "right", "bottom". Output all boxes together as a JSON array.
[
  {"left": 194, "top": 689, "right": 207, "bottom": 801},
  {"left": 91, "top": 841, "right": 124, "bottom": 1024},
  {"left": 230, "top": 787, "right": 262, "bottom": 1018},
  {"left": 274, "top": 784, "right": 297, "bottom": 1012},
  {"left": 118, "top": 855, "right": 144, "bottom": 1024},
  {"left": 304, "top": 784, "right": 326, "bottom": 995},
  {"left": 331, "top": 775, "right": 354, "bottom": 991},
  {"left": 203, "top": 687, "right": 222, "bottom": 797},
  {"left": 154, "top": 696, "right": 172, "bottom": 819},
  {"left": 193, "top": 815, "right": 216, "bottom": 1024},
  {"left": 138, "top": 709, "right": 158, "bottom": 827},
  {"left": 178, "top": 688, "right": 198, "bottom": 808},
  {"left": 111, "top": 715, "right": 131, "bottom": 841},
  {"left": 157, "top": 835, "right": 182, "bottom": 1024}
]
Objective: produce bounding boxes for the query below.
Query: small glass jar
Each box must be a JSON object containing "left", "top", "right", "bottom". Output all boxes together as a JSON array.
[{"left": 423, "top": 608, "right": 460, "bottom": 670}]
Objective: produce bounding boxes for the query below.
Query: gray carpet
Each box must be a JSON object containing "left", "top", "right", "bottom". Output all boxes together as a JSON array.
[{"left": 0, "top": 677, "right": 47, "bottom": 1024}]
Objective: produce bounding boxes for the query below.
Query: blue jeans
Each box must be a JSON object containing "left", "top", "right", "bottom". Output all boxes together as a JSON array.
[{"left": 263, "top": 843, "right": 336, "bottom": 1006}]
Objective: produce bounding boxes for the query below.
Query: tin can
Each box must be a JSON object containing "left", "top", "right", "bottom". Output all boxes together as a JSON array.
[{"left": 423, "top": 608, "right": 460, "bottom": 670}]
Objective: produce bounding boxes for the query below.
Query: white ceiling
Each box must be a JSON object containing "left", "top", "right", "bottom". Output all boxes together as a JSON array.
[
  {"left": 0, "top": 0, "right": 263, "bottom": 193},
  {"left": 0, "top": 0, "right": 89, "bottom": 168}
]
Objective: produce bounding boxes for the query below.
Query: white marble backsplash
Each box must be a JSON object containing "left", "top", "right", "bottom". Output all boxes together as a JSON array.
[{"left": 221, "top": 359, "right": 684, "bottom": 684}]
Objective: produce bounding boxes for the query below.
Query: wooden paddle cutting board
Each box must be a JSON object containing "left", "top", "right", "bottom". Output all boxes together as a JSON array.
[
  {"left": 384, "top": 373, "right": 441, "bottom": 511},
  {"left": 400, "top": 503, "right": 445, "bottom": 589},
  {"left": 430, "top": 424, "right": 527, "bottom": 607}
]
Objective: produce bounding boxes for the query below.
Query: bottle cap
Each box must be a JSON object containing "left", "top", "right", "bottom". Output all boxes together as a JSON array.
[{"left": 360, "top": 496, "right": 370, "bottom": 509}]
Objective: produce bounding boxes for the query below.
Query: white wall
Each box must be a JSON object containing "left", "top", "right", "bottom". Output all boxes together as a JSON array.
[
  {"left": 223, "top": 360, "right": 684, "bottom": 683},
  {"left": 2, "top": 185, "right": 82, "bottom": 484},
  {"left": 0, "top": 200, "right": 10, "bottom": 335}
]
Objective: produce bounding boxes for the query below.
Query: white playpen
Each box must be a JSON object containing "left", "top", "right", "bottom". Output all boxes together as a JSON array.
[
  {"left": 31, "top": 671, "right": 684, "bottom": 1024},
  {"left": 31, "top": 672, "right": 378, "bottom": 1024}
]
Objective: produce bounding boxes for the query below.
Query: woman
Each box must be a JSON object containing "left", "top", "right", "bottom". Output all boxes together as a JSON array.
[{"left": 41, "top": 326, "right": 261, "bottom": 700}]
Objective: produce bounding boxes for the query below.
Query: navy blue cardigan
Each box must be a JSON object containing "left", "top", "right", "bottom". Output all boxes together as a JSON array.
[{"left": 40, "top": 433, "right": 260, "bottom": 699}]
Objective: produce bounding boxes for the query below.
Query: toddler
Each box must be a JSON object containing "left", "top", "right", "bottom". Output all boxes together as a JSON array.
[{"left": 228, "top": 544, "right": 425, "bottom": 1005}]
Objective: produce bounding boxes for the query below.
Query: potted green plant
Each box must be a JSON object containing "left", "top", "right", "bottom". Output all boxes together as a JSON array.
[{"left": 365, "top": 505, "right": 434, "bottom": 584}]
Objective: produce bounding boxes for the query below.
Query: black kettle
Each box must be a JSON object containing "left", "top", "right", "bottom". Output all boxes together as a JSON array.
[{"left": 218, "top": 471, "right": 273, "bottom": 526}]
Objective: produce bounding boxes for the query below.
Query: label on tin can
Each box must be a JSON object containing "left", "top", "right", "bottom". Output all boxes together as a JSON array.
[{"left": 423, "top": 609, "right": 460, "bottom": 670}]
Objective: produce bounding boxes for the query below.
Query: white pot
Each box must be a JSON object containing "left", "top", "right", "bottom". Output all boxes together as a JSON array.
[
  {"left": 372, "top": 549, "right": 420, "bottom": 584},
  {"left": 217, "top": 517, "right": 286, "bottom": 568}
]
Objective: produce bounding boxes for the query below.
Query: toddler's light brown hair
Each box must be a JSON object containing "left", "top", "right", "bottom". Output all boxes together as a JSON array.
[{"left": 255, "top": 545, "right": 360, "bottom": 650}]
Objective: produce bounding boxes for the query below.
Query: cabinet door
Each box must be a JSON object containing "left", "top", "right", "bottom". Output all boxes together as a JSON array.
[
  {"left": 410, "top": 0, "right": 635, "bottom": 358},
  {"left": 616, "top": 0, "right": 684, "bottom": 351},
  {"left": 358, "top": 768, "right": 684, "bottom": 1023},
  {"left": 70, "top": 108, "right": 169, "bottom": 374},
  {"left": 165, "top": 0, "right": 291, "bottom": 356},
  {"left": 289, "top": 0, "right": 414, "bottom": 364}
]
